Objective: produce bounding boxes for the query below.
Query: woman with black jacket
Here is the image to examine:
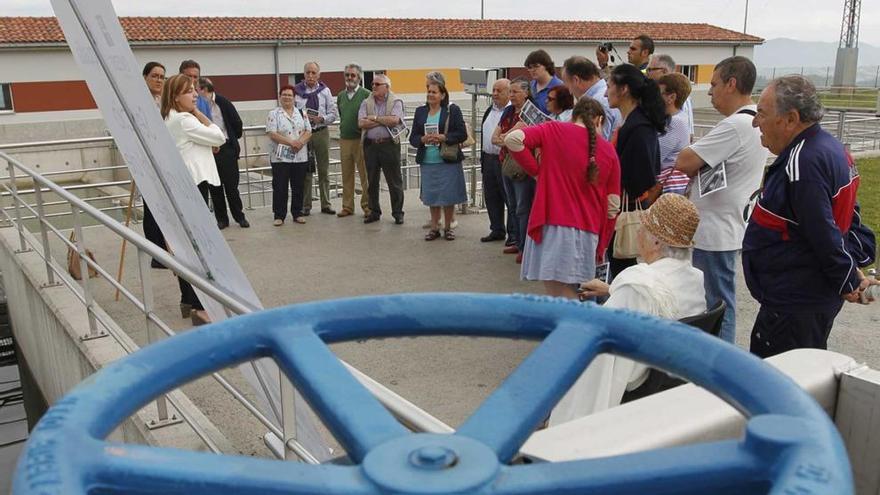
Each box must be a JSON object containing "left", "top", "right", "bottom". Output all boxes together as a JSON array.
[
  {"left": 607, "top": 64, "right": 668, "bottom": 277},
  {"left": 409, "top": 79, "right": 468, "bottom": 240}
]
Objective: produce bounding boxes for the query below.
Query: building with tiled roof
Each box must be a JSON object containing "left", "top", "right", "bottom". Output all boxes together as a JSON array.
[{"left": 0, "top": 16, "right": 762, "bottom": 131}]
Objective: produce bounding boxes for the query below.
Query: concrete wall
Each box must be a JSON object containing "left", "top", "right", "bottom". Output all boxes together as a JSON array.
[{"left": 0, "top": 226, "right": 231, "bottom": 453}]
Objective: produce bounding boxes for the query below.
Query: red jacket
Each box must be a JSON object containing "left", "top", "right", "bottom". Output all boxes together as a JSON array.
[{"left": 511, "top": 121, "right": 621, "bottom": 260}]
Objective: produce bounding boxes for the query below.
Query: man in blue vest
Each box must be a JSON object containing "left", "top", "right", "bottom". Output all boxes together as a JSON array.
[{"left": 744, "top": 75, "right": 878, "bottom": 358}]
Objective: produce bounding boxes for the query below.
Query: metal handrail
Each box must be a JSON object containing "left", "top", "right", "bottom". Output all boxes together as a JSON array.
[{"left": 0, "top": 150, "right": 453, "bottom": 463}]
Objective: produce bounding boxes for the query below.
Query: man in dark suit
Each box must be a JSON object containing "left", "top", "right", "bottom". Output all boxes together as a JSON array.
[{"left": 198, "top": 77, "right": 248, "bottom": 228}]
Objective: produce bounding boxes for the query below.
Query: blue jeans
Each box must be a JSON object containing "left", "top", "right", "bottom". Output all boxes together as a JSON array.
[
  {"left": 692, "top": 249, "right": 738, "bottom": 344},
  {"left": 502, "top": 175, "right": 535, "bottom": 252}
]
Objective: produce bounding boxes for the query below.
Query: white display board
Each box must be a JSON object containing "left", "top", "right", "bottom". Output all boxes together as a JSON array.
[{"left": 50, "top": 0, "right": 329, "bottom": 461}]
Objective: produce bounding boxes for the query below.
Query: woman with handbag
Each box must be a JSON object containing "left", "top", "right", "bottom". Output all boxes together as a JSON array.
[
  {"left": 161, "top": 74, "right": 227, "bottom": 326},
  {"left": 409, "top": 79, "right": 468, "bottom": 240},
  {"left": 607, "top": 64, "right": 667, "bottom": 279},
  {"left": 266, "top": 85, "right": 313, "bottom": 226},
  {"left": 491, "top": 78, "right": 536, "bottom": 263},
  {"left": 504, "top": 98, "right": 621, "bottom": 299}
]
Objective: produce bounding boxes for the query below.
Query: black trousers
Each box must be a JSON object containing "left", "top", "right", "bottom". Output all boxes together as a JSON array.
[
  {"left": 178, "top": 182, "right": 210, "bottom": 310},
  {"left": 481, "top": 152, "right": 512, "bottom": 236},
  {"left": 142, "top": 201, "right": 167, "bottom": 264},
  {"left": 749, "top": 303, "right": 843, "bottom": 359},
  {"left": 364, "top": 140, "right": 404, "bottom": 218},
  {"left": 271, "top": 161, "right": 309, "bottom": 220},
  {"left": 210, "top": 146, "right": 245, "bottom": 224}
]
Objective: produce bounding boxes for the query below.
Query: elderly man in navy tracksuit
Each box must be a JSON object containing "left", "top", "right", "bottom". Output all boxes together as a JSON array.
[{"left": 744, "top": 75, "right": 877, "bottom": 358}]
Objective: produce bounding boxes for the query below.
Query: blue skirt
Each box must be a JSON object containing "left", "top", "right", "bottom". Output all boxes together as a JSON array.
[
  {"left": 522, "top": 225, "right": 598, "bottom": 284},
  {"left": 420, "top": 161, "right": 468, "bottom": 207}
]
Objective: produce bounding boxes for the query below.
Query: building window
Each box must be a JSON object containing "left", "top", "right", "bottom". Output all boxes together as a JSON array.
[
  {"left": 0, "top": 84, "right": 12, "bottom": 112},
  {"left": 678, "top": 65, "right": 698, "bottom": 83}
]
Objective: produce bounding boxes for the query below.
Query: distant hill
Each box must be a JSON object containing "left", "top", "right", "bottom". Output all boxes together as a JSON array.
[{"left": 754, "top": 38, "right": 880, "bottom": 68}]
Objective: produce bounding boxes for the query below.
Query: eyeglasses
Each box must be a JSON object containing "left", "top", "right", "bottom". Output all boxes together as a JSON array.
[
  {"left": 372, "top": 83, "right": 387, "bottom": 87},
  {"left": 344, "top": 73, "right": 359, "bottom": 79}
]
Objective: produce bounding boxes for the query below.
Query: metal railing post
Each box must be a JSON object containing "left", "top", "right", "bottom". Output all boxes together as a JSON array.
[
  {"left": 136, "top": 247, "right": 181, "bottom": 429},
  {"left": 280, "top": 373, "right": 296, "bottom": 461},
  {"left": 7, "top": 161, "right": 29, "bottom": 253},
  {"left": 71, "top": 204, "right": 105, "bottom": 341},
  {"left": 242, "top": 133, "right": 253, "bottom": 210},
  {"left": 837, "top": 110, "right": 847, "bottom": 141},
  {"left": 31, "top": 179, "right": 58, "bottom": 286}
]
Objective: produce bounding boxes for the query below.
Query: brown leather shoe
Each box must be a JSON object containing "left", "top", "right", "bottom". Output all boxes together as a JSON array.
[
  {"left": 337, "top": 210, "right": 353, "bottom": 217},
  {"left": 503, "top": 245, "right": 519, "bottom": 254}
]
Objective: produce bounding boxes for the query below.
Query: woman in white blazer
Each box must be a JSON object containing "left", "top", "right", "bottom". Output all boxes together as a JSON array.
[{"left": 160, "top": 74, "right": 226, "bottom": 325}]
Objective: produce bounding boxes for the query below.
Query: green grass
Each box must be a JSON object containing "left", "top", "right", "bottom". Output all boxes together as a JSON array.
[{"left": 856, "top": 157, "right": 879, "bottom": 269}]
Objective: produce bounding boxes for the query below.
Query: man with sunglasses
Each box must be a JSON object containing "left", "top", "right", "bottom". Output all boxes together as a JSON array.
[
  {"left": 336, "top": 63, "right": 372, "bottom": 218},
  {"left": 358, "top": 74, "right": 406, "bottom": 225}
]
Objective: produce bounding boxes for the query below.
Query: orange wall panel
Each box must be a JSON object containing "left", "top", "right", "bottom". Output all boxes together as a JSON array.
[{"left": 11, "top": 80, "right": 96, "bottom": 112}]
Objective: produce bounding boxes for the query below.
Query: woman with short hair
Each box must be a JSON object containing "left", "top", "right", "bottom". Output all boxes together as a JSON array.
[
  {"left": 546, "top": 85, "right": 574, "bottom": 122},
  {"left": 491, "top": 78, "right": 536, "bottom": 263},
  {"left": 409, "top": 79, "right": 468, "bottom": 240},
  {"left": 266, "top": 85, "right": 313, "bottom": 226},
  {"left": 657, "top": 73, "right": 693, "bottom": 194}
]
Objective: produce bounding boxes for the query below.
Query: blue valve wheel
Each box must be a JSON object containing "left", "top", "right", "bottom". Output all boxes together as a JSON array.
[{"left": 15, "top": 294, "right": 852, "bottom": 494}]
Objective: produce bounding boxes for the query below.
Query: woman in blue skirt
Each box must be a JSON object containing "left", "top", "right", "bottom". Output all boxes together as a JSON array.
[{"left": 410, "top": 78, "right": 468, "bottom": 240}]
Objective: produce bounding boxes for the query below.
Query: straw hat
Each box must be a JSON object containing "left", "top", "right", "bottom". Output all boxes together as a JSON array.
[{"left": 640, "top": 193, "right": 700, "bottom": 248}]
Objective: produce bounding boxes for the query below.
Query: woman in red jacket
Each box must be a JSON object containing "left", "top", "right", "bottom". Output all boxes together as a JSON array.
[{"left": 504, "top": 98, "right": 621, "bottom": 299}]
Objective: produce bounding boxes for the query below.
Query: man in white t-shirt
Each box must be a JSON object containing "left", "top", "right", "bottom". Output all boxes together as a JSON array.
[{"left": 675, "top": 56, "right": 768, "bottom": 344}]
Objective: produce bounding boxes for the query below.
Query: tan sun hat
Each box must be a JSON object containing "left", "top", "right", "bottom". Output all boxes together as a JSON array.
[{"left": 639, "top": 193, "right": 700, "bottom": 248}]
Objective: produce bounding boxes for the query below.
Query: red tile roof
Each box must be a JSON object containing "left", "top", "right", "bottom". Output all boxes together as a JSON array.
[{"left": 0, "top": 16, "right": 762, "bottom": 45}]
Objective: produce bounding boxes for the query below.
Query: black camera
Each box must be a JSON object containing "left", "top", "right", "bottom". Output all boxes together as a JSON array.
[{"left": 598, "top": 42, "right": 614, "bottom": 53}]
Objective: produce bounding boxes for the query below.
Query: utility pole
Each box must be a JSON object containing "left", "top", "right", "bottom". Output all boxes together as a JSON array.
[
  {"left": 743, "top": 0, "right": 749, "bottom": 33},
  {"left": 481, "top": 0, "right": 484, "bottom": 20},
  {"left": 833, "top": 0, "right": 861, "bottom": 88}
]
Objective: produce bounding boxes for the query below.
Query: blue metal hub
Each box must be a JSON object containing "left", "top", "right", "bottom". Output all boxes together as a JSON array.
[{"left": 13, "top": 293, "right": 853, "bottom": 494}]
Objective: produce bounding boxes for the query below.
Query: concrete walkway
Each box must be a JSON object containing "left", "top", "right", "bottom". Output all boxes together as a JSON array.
[{"left": 39, "top": 192, "right": 880, "bottom": 459}]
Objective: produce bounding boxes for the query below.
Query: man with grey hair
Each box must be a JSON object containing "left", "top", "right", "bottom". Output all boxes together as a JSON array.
[
  {"left": 295, "top": 61, "right": 339, "bottom": 215},
  {"left": 358, "top": 73, "right": 406, "bottom": 224},
  {"left": 646, "top": 54, "right": 694, "bottom": 139},
  {"left": 335, "top": 63, "right": 371, "bottom": 217},
  {"left": 675, "top": 56, "right": 768, "bottom": 344},
  {"left": 744, "top": 75, "right": 877, "bottom": 358}
]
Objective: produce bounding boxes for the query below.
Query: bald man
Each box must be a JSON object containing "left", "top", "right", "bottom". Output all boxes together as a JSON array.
[{"left": 480, "top": 78, "right": 517, "bottom": 244}]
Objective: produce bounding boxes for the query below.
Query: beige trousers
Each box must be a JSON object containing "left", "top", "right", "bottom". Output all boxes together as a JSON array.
[{"left": 339, "top": 138, "right": 370, "bottom": 214}]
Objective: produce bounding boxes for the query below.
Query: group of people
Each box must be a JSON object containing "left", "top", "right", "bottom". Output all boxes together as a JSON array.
[
  {"left": 473, "top": 39, "right": 879, "bottom": 423},
  {"left": 479, "top": 39, "right": 877, "bottom": 376}
]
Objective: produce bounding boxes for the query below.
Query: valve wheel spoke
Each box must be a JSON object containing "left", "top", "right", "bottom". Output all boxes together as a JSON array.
[
  {"left": 457, "top": 320, "right": 604, "bottom": 463},
  {"left": 270, "top": 327, "right": 409, "bottom": 462}
]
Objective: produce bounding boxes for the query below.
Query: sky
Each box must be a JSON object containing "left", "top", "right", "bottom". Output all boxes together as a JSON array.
[{"left": 7, "top": 0, "right": 880, "bottom": 46}]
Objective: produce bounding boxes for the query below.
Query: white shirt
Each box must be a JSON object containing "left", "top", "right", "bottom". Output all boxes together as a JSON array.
[
  {"left": 164, "top": 109, "right": 224, "bottom": 186},
  {"left": 688, "top": 104, "right": 768, "bottom": 251},
  {"left": 682, "top": 96, "right": 695, "bottom": 136},
  {"left": 266, "top": 106, "right": 312, "bottom": 163},
  {"left": 481, "top": 103, "right": 507, "bottom": 155},
  {"left": 549, "top": 257, "right": 706, "bottom": 426},
  {"left": 659, "top": 110, "right": 690, "bottom": 171}
]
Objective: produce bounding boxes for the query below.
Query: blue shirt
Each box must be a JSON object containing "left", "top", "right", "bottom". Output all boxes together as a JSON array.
[
  {"left": 584, "top": 79, "right": 620, "bottom": 141},
  {"left": 422, "top": 112, "right": 443, "bottom": 164},
  {"left": 197, "top": 95, "right": 212, "bottom": 120},
  {"left": 530, "top": 76, "right": 563, "bottom": 115}
]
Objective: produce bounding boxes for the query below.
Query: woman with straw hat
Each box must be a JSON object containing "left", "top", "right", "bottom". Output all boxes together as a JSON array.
[{"left": 550, "top": 193, "right": 706, "bottom": 425}]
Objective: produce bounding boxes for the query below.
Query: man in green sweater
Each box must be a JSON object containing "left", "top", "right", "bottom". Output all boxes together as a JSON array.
[{"left": 336, "top": 63, "right": 372, "bottom": 217}]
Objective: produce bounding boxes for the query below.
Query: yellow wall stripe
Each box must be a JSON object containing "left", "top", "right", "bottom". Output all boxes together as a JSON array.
[{"left": 385, "top": 68, "right": 465, "bottom": 94}]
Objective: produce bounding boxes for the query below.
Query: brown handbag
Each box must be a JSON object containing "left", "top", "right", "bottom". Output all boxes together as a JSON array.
[{"left": 67, "top": 232, "right": 98, "bottom": 280}]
